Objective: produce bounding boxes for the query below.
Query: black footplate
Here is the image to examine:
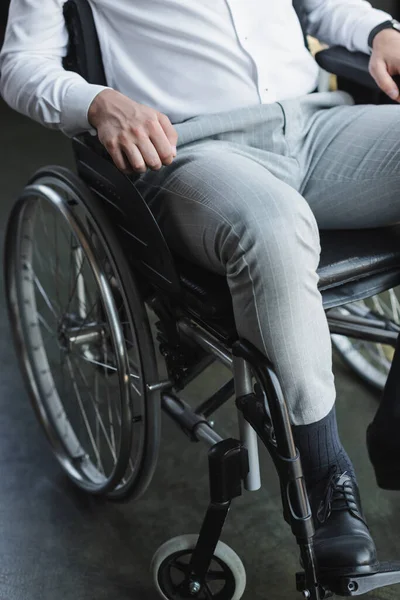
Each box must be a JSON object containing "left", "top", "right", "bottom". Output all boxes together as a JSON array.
[{"left": 297, "top": 562, "right": 400, "bottom": 597}]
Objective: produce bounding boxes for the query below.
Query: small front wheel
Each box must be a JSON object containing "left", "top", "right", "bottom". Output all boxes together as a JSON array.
[{"left": 151, "top": 534, "right": 246, "bottom": 600}]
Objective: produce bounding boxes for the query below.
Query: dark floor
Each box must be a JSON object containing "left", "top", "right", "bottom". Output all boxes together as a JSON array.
[{"left": 1, "top": 97, "right": 400, "bottom": 600}]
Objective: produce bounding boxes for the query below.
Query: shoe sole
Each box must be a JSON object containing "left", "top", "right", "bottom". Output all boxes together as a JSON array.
[
  {"left": 299, "top": 556, "right": 380, "bottom": 578},
  {"left": 318, "top": 562, "right": 380, "bottom": 579}
]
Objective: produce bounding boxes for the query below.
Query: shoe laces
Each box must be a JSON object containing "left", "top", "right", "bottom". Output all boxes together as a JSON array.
[{"left": 316, "top": 466, "right": 366, "bottom": 526}]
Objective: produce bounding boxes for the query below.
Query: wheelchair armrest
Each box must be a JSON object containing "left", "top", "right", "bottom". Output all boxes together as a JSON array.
[
  {"left": 72, "top": 136, "right": 182, "bottom": 296},
  {"left": 315, "top": 46, "right": 378, "bottom": 91}
]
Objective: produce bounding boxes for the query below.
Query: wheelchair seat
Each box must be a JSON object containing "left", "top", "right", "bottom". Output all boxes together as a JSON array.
[{"left": 177, "top": 225, "right": 400, "bottom": 325}]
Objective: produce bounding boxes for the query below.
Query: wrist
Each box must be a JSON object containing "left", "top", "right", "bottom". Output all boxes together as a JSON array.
[
  {"left": 88, "top": 88, "right": 114, "bottom": 127},
  {"left": 369, "top": 19, "right": 400, "bottom": 50},
  {"left": 373, "top": 28, "right": 400, "bottom": 50}
]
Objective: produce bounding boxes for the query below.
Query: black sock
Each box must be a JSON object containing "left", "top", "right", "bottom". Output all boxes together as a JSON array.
[{"left": 292, "top": 406, "right": 356, "bottom": 489}]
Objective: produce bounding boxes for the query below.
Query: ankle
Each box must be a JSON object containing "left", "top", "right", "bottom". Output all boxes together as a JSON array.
[{"left": 292, "top": 407, "right": 356, "bottom": 489}]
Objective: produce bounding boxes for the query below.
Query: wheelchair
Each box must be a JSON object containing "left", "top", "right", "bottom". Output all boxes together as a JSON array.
[{"left": 5, "top": 1, "right": 400, "bottom": 598}]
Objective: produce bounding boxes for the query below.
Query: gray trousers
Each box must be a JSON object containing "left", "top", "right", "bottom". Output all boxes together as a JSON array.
[{"left": 136, "top": 91, "right": 400, "bottom": 425}]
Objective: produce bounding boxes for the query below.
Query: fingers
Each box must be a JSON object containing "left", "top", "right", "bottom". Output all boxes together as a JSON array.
[
  {"left": 135, "top": 133, "right": 164, "bottom": 170},
  {"left": 149, "top": 120, "right": 176, "bottom": 166},
  {"left": 120, "top": 143, "right": 147, "bottom": 173},
  {"left": 123, "top": 118, "right": 177, "bottom": 172},
  {"left": 370, "top": 58, "right": 400, "bottom": 101},
  {"left": 158, "top": 113, "right": 178, "bottom": 155},
  {"left": 104, "top": 138, "right": 131, "bottom": 172}
]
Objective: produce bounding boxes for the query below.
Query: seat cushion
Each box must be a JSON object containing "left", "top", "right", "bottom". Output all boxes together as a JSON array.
[{"left": 177, "top": 225, "right": 400, "bottom": 321}]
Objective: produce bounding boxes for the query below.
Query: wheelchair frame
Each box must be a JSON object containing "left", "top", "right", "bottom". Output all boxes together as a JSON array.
[{"left": 6, "top": 0, "right": 400, "bottom": 598}]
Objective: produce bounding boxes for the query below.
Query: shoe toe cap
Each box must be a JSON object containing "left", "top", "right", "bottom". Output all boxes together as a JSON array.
[{"left": 315, "top": 533, "right": 377, "bottom": 571}]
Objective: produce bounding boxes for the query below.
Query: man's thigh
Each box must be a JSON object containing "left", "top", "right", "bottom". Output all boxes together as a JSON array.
[
  {"left": 300, "top": 103, "right": 400, "bottom": 229},
  {"left": 136, "top": 142, "right": 317, "bottom": 275}
]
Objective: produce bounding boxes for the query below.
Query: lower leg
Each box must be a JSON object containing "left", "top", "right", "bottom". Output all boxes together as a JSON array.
[{"left": 292, "top": 406, "right": 355, "bottom": 488}]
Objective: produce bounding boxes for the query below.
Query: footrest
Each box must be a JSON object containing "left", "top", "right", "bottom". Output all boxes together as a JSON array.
[{"left": 297, "top": 562, "right": 400, "bottom": 597}]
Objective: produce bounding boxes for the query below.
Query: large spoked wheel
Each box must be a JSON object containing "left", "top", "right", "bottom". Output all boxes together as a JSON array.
[
  {"left": 5, "top": 167, "right": 160, "bottom": 499},
  {"left": 331, "top": 288, "right": 400, "bottom": 391},
  {"left": 151, "top": 535, "right": 246, "bottom": 600}
]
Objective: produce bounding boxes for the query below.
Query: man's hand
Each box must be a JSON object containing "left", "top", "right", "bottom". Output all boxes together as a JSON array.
[
  {"left": 369, "top": 29, "right": 400, "bottom": 102},
  {"left": 88, "top": 89, "right": 178, "bottom": 173}
]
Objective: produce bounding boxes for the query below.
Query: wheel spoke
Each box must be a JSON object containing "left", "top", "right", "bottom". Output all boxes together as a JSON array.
[
  {"left": 69, "top": 353, "right": 117, "bottom": 462},
  {"left": 33, "top": 273, "right": 59, "bottom": 318},
  {"left": 171, "top": 562, "right": 187, "bottom": 574},
  {"left": 130, "top": 377, "right": 141, "bottom": 397},
  {"left": 74, "top": 349, "right": 140, "bottom": 382},
  {"left": 54, "top": 210, "right": 62, "bottom": 315},
  {"left": 37, "top": 311, "right": 57, "bottom": 335},
  {"left": 59, "top": 246, "right": 88, "bottom": 323},
  {"left": 371, "top": 295, "right": 384, "bottom": 316},
  {"left": 206, "top": 570, "right": 226, "bottom": 582},
  {"left": 65, "top": 355, "right": 105, "bottom": 474},
  {"left": 104, "top": 336, "right": 117, "bottom": 455}
]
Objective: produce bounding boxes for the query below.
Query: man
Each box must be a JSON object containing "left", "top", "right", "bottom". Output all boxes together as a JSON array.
[{"left": 2, "top": 0, "right": 400, "bottom": 576}]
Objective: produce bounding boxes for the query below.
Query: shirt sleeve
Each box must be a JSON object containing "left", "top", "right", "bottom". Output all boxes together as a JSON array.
[
  {"left": 0, "top": 0, "right": 109, "bottom": 137},
  {"left": 303, "top": 0, "right": 392, "bottom": 54}
]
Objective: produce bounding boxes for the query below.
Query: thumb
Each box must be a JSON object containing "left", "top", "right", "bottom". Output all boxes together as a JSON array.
[{"left": 370, "top": 57, "right": 399, "bottom": 100}]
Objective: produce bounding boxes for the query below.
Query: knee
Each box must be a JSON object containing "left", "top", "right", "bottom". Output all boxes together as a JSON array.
[{"left": 221, "top": 189, "right": 320, "bottom": 272}]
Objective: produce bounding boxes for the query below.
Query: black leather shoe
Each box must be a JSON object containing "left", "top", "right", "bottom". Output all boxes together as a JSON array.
[
  {"left": 310, "top": 469, "right": 379, "bottom": 577},
  {"left": 367, "top": 422, "right": 400, "bottom": 490}
]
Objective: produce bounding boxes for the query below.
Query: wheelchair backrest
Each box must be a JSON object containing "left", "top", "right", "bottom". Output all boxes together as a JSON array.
[{"left": 63, "top": 0, "right": 106, "bottom": 85}]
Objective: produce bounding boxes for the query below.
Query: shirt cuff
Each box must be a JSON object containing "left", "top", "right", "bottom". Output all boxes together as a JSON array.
[
  {"left": 352, "top": 8, "right": 393, "bottom": 55},
  {"left": 61, "top": 81, "right": 110, "bottom": 137}
]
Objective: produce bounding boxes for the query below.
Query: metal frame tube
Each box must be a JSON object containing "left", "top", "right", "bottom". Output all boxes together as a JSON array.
[
  {"left": 327, "top": 315, "right": 398, "bottom": 345},
  {"left": 195, "top": 423, "right": 224, "bottom": 446},
  {"left": 233, "top": 356, "right": 261, "bottom": 492},
  {"left": 194, "top": 379, "right": 235, "bottom": 418},
  {"left": 178, "top": 318, "right": 232, "bottom": 368}
]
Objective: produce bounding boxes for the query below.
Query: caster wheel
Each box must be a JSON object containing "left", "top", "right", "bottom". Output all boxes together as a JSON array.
[{"left": 151, "top": 534, "right": 246, "bottom": 600}]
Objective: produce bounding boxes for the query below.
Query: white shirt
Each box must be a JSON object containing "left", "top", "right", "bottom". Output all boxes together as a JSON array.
[{"left": 0, "top": 0, "right": 391, "bottom": 137}]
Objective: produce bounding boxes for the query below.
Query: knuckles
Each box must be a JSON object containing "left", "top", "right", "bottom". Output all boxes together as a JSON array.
[
  {"left": 159, "top": 153, "right": 173, "bottom": 164},
  {"left": 147, "top": 161, "right": 162, "bottom": 170},
  {"left": 105, "top": 138, "right": 118, "bottom": 152}
]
